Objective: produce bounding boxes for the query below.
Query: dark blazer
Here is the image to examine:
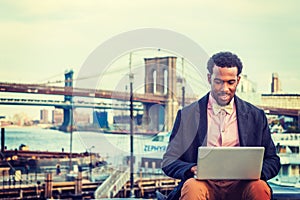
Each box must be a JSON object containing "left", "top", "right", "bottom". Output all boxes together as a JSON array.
[{"left": 162, "top": 93, "right": 281, "bottom": 200}]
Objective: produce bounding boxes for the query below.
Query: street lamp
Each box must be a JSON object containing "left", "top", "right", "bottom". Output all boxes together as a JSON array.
[{"left": 88, "top": 146, "right": 95, "bottom": 181}]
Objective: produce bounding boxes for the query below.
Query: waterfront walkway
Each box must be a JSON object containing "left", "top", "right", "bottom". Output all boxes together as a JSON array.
[{"left": 1, "top": 166, "right": 299, "bottom": 199}]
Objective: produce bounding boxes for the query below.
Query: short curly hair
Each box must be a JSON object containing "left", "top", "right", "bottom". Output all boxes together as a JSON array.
[{"left": 207, "top": 51, "right": 243, "bottom": 75}]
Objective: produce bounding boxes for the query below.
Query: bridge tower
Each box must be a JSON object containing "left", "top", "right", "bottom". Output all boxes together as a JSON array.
[
  {"left": 64, "top": 70, "right": 74, "bottom": 101},
  {"left": 60, "top": 70, "right": 74, "bottom": 132},
  {"left": 144, "top": 56, "right": 178, "bottom": 132}
]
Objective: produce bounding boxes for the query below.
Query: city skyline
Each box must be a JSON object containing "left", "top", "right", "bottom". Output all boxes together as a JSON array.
[{"left": 1, "top": 1, "right": 300, "bottom": 119}]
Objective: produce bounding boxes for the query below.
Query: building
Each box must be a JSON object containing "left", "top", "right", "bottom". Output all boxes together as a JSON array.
[
  {"left": 237, "top": 74, "right": 257, "bottom": 93},
  {"left": 52, "top": 109, "right": 63, "bottom": 124},
  {"left": 74, "top": 110, "right": 91, "bottom": 125},
  {"left": 271, "top": 72, "right": 282, "bottom": 93},
  {"left": 236, "top": 74, "right": 260, "bottom": 105},
  {"left": 40, "top": 109, "right": 49, "bottom": 124}
]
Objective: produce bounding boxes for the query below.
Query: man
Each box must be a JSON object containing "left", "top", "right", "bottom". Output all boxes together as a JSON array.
[{"left": 162, "top": 51, "right": 280, "bottom": 200}]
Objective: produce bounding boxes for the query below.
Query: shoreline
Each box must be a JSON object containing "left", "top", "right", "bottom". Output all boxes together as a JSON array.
[{"left": 0, "top": 124, "right": 53, "bottom": 129}]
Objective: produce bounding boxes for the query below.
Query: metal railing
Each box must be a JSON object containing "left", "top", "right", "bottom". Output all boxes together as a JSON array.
[{"left": 94, "top": 166, "right": 130, "bottom": 198}]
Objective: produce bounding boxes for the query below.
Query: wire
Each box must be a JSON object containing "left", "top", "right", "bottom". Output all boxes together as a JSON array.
[{"left": 36, "top": 71, "right": 65, "bottom": 84}]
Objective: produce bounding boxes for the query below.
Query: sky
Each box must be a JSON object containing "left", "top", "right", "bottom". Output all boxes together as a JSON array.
[{"left": 0, "top": 0, "right": 300, "bottom": 120}]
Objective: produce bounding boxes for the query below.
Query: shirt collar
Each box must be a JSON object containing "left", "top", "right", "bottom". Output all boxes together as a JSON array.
[{"left": 208, "top": 93, "right": 234, "bottom": 115}]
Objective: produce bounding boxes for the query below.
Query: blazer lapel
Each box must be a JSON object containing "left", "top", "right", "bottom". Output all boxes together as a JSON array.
[
  {"left": 235, "top": 96, "right": 249, "bottom": 146},
  {"left": 197, "top": 94, "right": 209, "bottom": 146}
]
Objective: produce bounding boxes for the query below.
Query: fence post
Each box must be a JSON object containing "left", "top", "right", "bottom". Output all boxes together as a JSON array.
[
  {"left": 75, "top": 172, "right": 82, "bottom": 195},
  {"left": 1, "top": 128, "right": 5, "bottom": 152},
  {"left": 44, "top": 173, "right": 53, "bottom": 198},
  {"left": 36, "top": 180, "right": 41, "bottom": 198}
]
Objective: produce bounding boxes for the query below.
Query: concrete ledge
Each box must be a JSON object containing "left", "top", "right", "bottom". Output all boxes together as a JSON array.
[{"left": 271, "top": 184, "right": 300, "bottom": 200}]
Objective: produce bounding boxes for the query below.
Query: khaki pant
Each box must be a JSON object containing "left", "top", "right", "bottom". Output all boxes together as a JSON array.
[{"left": 180, "top": 178, "right": 271, "bottom": 200}]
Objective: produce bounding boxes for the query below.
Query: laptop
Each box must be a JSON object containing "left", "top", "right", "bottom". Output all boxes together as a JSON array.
[{"left": 196, "top": 146, "right": 264, "bottom": 180}]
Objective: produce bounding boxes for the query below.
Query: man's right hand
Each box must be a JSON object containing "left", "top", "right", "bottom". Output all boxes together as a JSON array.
[{"left": 191, "top": 166, "right": 197, "bottom": 175}]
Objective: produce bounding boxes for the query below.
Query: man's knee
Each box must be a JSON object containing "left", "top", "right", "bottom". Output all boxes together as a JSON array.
[
  {"left": 182, "top": 178, "right": 207, "bottom": 191},
  {"left": 180, "top": 178, "right": 209, "bottom": 200},
  {"left": 243, "top": 180, "right": 271, "bottom": 200}
]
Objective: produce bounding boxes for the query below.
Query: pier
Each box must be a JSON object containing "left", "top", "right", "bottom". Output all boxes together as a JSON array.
[{"left": 0, "top": 175, "right": 102, "bottom": 199}]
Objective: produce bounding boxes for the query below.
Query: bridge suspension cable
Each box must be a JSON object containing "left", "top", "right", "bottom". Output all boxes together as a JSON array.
[{"left": 40, "top": 63, "right": 141, "bottom": 86}]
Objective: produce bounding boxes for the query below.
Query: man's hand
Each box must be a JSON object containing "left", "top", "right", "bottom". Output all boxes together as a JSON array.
[{"left": 191, "top": 166, "right": 197, "bottom": 175}]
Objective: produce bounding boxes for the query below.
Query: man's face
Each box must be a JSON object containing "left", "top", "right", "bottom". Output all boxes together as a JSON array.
[{"left": 207, "top": 65, "right": 240, "bottom": 106}]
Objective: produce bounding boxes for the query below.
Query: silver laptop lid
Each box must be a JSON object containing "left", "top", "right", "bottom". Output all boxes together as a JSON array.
[{"left": 196, "top": 146, "right": 264, "bottom": 180}]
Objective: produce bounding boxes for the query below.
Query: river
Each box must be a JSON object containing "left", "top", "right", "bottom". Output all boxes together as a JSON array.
[{"left": 3, "top": 126, "right": 154, "bottom": 166}]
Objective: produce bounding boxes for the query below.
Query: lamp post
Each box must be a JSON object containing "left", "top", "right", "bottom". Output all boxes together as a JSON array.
[
  {"left": 69, "top": 105, "right": 73, "bottom": 172},
  {"left": 88, "top": 146, "right": 95, "bottom": 181},
  {"left": 129, "top": 52, "right": 135, "bottom": 197}
]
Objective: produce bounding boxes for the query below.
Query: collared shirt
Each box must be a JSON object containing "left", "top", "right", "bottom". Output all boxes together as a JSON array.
[{"left": 207, "top": 93, "right": 240, "bottom": 147}]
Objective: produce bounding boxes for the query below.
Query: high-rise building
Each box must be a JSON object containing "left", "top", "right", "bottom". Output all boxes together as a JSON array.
[
  {"left": 40, "top": 109, "right": 49, "bottom": 124},
  {"left": 271, "top": 73, "right": 282, "bottom": 93},
  {"left": 52, "top": 109, "right": 63, "bottom": 124},
  {"left": 74, "top": 110, "right": 90, "bottom": 125}
]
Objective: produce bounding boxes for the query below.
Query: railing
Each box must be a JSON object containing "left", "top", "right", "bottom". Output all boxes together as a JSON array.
[
  {"left": 94, "top": 166, "right": 130, "bottom": 198},
  {"left": 0, "top": 97, "right": 143, "bottom": 110}
]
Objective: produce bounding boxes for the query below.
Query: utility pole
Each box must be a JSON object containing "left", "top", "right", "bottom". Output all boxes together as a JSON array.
[
  {"left": 181, "top": 57, "right": 185, "bottom": 107},
  {"left": 89, "top": 146, "right": 95, "bottom": 181},
  {"left": 129, "top": 52, "right": 135, "bottom": 197},
  {"left": 69, "top": 105, "right": 73, "bottom": 172}
]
